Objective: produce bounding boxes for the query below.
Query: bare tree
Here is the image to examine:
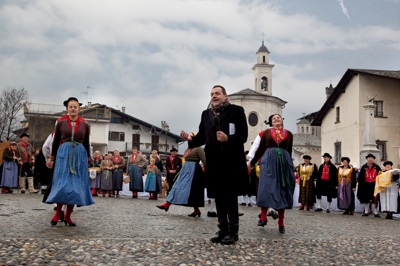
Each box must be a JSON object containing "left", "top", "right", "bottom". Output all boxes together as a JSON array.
[{"left": 0, "top": 86, "right": 29, "bottom": 141}]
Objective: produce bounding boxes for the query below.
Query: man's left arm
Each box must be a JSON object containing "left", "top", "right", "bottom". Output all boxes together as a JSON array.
[{"left": 227, "top": 106, "right": 248, "bottom": 144}]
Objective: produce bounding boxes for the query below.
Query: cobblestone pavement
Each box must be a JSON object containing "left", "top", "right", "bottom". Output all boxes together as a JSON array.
[{"left": 1, "top": 193, "right": 400, "bottom": 265}]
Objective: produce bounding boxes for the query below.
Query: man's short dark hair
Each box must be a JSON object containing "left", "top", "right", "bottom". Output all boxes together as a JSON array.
[{"left": 212, "top": 85, "right": 227, "bottom": 95}]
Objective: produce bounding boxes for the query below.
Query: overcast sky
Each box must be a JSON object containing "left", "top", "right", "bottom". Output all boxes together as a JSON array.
[{"left": 1, "top": 0, "right": 399, "bottom": 136}]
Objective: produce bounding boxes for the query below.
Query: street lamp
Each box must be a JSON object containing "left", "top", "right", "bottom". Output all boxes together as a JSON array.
[{"left": 161, "top": 121, "right": 170, "bottom": 160}]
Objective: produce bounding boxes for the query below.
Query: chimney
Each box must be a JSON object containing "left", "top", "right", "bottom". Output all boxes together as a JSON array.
[
  {"left": 122, "top": 106, "right": 125, "bottom": 113},
  {"left": 88, "top": 102, "right": 92, "bottom": 108},
  {"left": 325, "top": 83, "right": 334, "bottom": 99}
]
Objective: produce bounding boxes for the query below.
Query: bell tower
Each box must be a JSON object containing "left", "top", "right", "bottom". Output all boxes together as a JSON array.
[{"left": 252, "top": 35, "right": 274, "bottom": 95}]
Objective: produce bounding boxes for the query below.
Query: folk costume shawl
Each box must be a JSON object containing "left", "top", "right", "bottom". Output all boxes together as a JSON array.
[
  {"left": 338, "top": 167, "right": 353, "bottom": 185},
  {"left": 299, "top": 164, "right": 315, "bottom": 187},
  {"left": 374, "top": 169, "right": 400, "bottom": 196}
]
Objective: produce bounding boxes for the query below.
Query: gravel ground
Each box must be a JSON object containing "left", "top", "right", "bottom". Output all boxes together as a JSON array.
[{"left": 1, "top": 193, "right": 399, "bottom": 265}]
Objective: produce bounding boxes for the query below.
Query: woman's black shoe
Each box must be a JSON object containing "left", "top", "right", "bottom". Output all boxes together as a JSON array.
[
  {"left": 207, "top": 211, "right": 218, "bottom": 217},
  {"left": 156, "top": 205, "right": 169, "bottom": 212},
  {"left": 64, "top": 220, "right": 77, "bottom": 226},
  {"left": 279, "top": 226, "right": 285, "bottom": 234},
  {"left": 50, "top": 219, "right": 57, "bottom": 226},
  {"left": 257, "top": 220, "right": 267, "bottom": 227}
]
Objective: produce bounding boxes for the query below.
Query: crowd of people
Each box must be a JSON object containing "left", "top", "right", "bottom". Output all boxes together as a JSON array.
[
  {"left": 1, "top": 89, "right": 399, "bottom": 246},
  {"left": 296, "top": 152, "right": 399, "bottom": 220}
]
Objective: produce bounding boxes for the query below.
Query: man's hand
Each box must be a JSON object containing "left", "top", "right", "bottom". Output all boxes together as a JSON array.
[
  {"left": 216, "top": 131, "right": 228, "bottom": 142},
  {"left": 180, "top": 131, "right": 192, "bottom": 141}
]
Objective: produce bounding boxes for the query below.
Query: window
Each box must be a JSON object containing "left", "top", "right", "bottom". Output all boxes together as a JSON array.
[
  {"left": 261, "top": 76, "right": 268, "bottom": 91},
  {"left": 151, "top": 135, "right": 160, "bottom": 152},
  {"left": 306, "top": 127, "right": 309, "bottom": 134},
  {"left": 374, "top": 101, "right": 384, "bottom": 117},
  {"left": 334, "top": 141, "right": 341, "bottom": 165},
  {"left": 263, "top": 56, "right": 265, "bottom": 63},
  {"left": 335, "top": 106, "right": 340, "bottom": 123},
  {"left": 132, "top": 134, "right": 140, "bottom": 149},
  {"left": 248, "top": 113, "right": 258, "bottom": 127},
  {"left": 376, "top": 140, "right": 387, "bottom": 161},
  {"left": 110, "top": 117, "right": 122, "bottom": 123},
  {"left": 108, "top": 131, "right": 125, "bottom": 141},
  {"left": 312, "top": 128, "right": 315, "bottom": 135},
  {"left": 301, "top": 126, "right": 304, "bottom": 133}
]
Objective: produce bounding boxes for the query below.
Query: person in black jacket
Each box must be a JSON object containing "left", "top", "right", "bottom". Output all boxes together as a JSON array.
[
  {"left": 315, "top": 153, "right": 338, "bottom": 213},
  {"left": 357, "top": 153, "right": 381, "bottom": 217},
  {"left": 180, "top": 85, "right": 248, "bottom": 245}
]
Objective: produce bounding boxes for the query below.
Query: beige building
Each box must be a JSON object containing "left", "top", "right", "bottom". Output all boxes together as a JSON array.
[
  {"left": 292, "top": 115, "right": 321, "bottom": 166},
  {"left": 312, "top": 69, "right": 400, "bottom": 167},
  {"left": 228, "top": 41, "right": 286, "bottom": 151},
  {"left": 21, "top": 103, "right": 182, "bottom": 158}
]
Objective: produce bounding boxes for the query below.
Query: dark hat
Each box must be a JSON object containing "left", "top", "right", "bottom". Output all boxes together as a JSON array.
[
  {"left": 322, "top": 153, "right": 332, "bottom": 159},
  {"left": 63, "top": 97, "right": 82, "bottom": 107},
  {"left": 19, "top": 132, "right": 29, "bottom": 138},
  {"left": 365, "top": 153, "right": 376, "bottom": 159},
  {"left": 170, "top": 148, "right": 178, "bottom": 152},
  {"left": 341, "top": 157, "right": 350, "bottom": 163},
  {"left": 383, "top": 161, "right": 393, "bottom": 166},
  {"left": 303, "top": 155, "right": 312, "bottom": 160}
]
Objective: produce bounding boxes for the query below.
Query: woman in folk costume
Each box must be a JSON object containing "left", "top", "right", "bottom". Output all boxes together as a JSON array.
[
  {"left": 149, "top": 150, "right": 163, "bottom": 199},
  {"left": 144, "top": 158, "right": 159, "bottom": 199},
  {"left": 100, "top": 153, "right": 114, "bottom": 197},
  {"left": 111, "top": 149, "right": 125, "bottom": 197},
  {"left": 249, "top": 114, "right": 295, "bottom": 234},
  {"left": 337, "top": 157, "right": 357, "bottom": 215},
  {"left": 315, "top": 153, "right": 338, "bottom": 213},
  {"left": 377, "top": 161, "right": 399, "bottom": 219},
  {"left": 298, "top": 155, "right": 317, "bottom": 211},
  {"left": 45, "top": 97, "right": 94, "bottom": 226},
  {"left": 127, "top": 147, "right": 147, "bottom": 198},
  {"left": 157, "top": 146, "right": 206, "bottom": 217},
  {"left": 1, "top": 141, "right": 21, "bottom": 193},
  {"left": 90, "top": 150, "right": 102, "bottom": 196},
  {"left": 357, "top": 153, "right": 382, "bottom": 217}
]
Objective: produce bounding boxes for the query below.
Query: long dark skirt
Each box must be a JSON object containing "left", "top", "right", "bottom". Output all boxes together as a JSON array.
[
  {"left": 100, "top": 170, "right": 113, "bottom": 191},
  {"left": 338, "top": 182, "right": 355, "bottom": 210},
  {"left": 257, "top": 148, "right": 295, "bottom": 209},
  {"left": 167, "top": 161, "right": 205, "bottom": 207},
  {"left": 298, "top": 179, "right": 316, "bottom": 206},
  {"left": 112, "top": 168, "right": 124, "bottom": 191},
  {"left": 129, "top": 165, "right": 143, "bottom": 192}
]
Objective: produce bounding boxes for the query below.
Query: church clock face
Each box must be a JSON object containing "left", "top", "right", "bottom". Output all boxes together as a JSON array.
[{"left": 248, "top": 112, "right": 258, "bottom": 127}]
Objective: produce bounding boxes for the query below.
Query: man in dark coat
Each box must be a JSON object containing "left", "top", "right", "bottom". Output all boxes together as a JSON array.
[
  {"left": 357, "top": 153, "right": 381, "bottom": 217},
  {"left": 315, "top": 153, "right": 338, "bottom": 213},
  {"left": 165, "top": 147, "right": 182, "bottom": 194},
  {"left": 180, "top": 85, "right": 248, "bottom": 245}
]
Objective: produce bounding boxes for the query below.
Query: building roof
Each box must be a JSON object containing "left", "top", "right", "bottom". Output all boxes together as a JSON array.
[
  {"left": 229, "top": 88, "right": 287, "bottom": 103},
  {"left": 257, "top": 41, "right": 270, "bottom": 53},
  {"left": 87, "top": 104, "right": 182, "bottom": 141},
  {"left": 293, "top": 133, "right": 321, "bottom": 146},
  {"left": 296, "top": 118, "right": 310, "bottom": 125},
  {"left": 311, "top": 69, "right": 400, "bottom": 126}
]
